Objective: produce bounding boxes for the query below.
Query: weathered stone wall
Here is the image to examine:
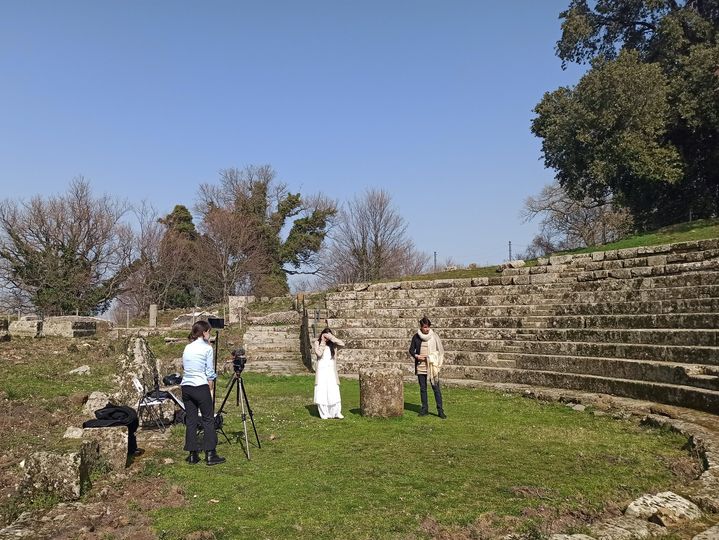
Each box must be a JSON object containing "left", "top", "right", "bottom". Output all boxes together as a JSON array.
[
  {"left": 326, "top": 239, "right": 719, "bottom": 413},
  {"left": 9, "top": 320, "right": 42, "bottom": 338},
  {"left": 43, "top": 320, "right": 96, "bottom": 338},
  {"left": 228, "top": 295, "right": 255, "bottom": 324}
]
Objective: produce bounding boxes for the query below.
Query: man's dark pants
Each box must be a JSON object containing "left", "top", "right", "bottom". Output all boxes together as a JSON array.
[
  {"left": 181, "top": 384, "right": 217, "bottom": 452},
  {"left": 417, "top": 374, "right": 444, "bottom": 413}
]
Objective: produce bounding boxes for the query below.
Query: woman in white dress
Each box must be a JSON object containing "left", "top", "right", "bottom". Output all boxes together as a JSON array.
[{"left": 312, "top": 327, "right": 345, "bottom": 419}]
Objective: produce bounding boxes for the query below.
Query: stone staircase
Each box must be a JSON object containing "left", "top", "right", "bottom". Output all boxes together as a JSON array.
[
  {"left": 326, "top": 239, "right": 719, "bottom": 414},
  {"left": 242, "top": 324, "right": 307, "bottom": 375}
]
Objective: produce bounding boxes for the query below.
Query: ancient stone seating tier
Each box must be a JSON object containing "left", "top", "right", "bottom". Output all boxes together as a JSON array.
[
  {"left": 325, "top": 239, "right": 719, "bottom": 414},
  {"left": 243, "top": 324, "right": 308, "bottom": 375}
]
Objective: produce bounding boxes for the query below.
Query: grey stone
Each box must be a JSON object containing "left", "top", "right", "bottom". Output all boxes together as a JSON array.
[
  {"left": 550, "top": 536, "right": 596, "bottom": 540},
  {"left": 625, "top": 491, "right": 702, "bottom": 525},
  {"left": 68, "top": 365, "right": 90, "bottom": 375},
  {"left": 571, "top": 404, "right": 587, "bottom": 412},
  {"left": 149, "top": 304, "right": 158, "bottom": 328},
  {"left": 228, "top": 295, "right": 255, "bottom": 324},
  {"left": 82, "top": 426, "right": 128, "bottom": 470},
  {"left": 359, "top": 367, "right": 403, "bottom": 417},
  {"left": 113, "top": 337, "right": 160, "bottom": 407},
  {"left": 507, "top": 259, "right": 526, "bottom": 269},
  {"left": 82, "top": 391, "right": 111, "bottom": 416},
  {"left": 9, "top": 320, "right": 42, "bottom": 338},
  {"left": 590, "top": 516, "right": 667, "bottom": 539},
  {"left": 21, "top": 440, "right": 99, "bottom": 501},
  {"left": 43, "top": 319, "right": 96, "bottom": 337},
  {"left": 693, "top": 525, "right": 719, "bottom": 540},
  {"left": 63, "top": 427, "right": 84, "bottom": 439},
  {"left": 549, "top": 254, "right": 573, "bottom": 265}
]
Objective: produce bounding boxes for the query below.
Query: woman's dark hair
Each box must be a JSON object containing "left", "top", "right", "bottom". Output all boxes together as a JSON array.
[
  {"left": 189, "top": 320, "right": 211, "bottom": 342},
  {"left": 419, "top": 317, "right": 432, "bottom": 327},
  {"left": 318, "top": 327, "right": 336, "bottom": 357}
]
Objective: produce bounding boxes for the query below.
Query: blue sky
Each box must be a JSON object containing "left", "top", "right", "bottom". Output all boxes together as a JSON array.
[{"left": 0, "top": 1, "right": 586, "bottom": 268}]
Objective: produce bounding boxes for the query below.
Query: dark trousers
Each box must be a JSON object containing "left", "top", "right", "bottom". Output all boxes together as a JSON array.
[
  {"left": 181, "top": 384, "right": 217, "bottom": 452},
  {"left": 417, "top": 375, "right": 444, "bottom": 413}
]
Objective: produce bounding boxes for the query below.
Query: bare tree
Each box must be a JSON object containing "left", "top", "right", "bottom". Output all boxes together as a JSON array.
[
  {"left": 0, "top": 178, "right": 133, "bottom": 315},
  {"left": 520, "top": 181, "right": 634, "bottom": 258},
  {"left": 321, "top": 189, "right": 428, "bottom": 285},
  {"left": 197, "top": 206, "right": 269, "bottom": 302}
]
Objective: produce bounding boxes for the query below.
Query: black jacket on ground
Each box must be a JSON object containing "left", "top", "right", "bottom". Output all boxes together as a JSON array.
[{"left": 82, "top": 405, "right": 139, "bottom": 454}]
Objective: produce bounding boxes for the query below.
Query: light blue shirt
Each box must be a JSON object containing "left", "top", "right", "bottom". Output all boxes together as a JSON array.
[{"left": 181, "top": 338, "right": 217, "bottom": 387}]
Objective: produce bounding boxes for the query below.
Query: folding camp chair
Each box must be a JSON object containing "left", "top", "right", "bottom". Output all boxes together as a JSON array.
[{"left": 132, "top": 377, "right": 170, "bottom": 432}]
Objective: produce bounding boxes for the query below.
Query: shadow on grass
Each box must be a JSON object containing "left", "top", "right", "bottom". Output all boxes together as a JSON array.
[
  {"left": 404, "top": 401, "right": 422, "bottom": 414},
  {"left": 305, "top": 404, "right": 321, "bottom": 418}
]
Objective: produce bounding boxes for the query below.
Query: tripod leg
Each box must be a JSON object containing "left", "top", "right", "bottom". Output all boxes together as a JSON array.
[
  {"left": 240, "top": 377, "right": 261, "bottom": 449},
  {"left": 238, "top": 382, "right": 250, "bottom": 459},
  {"left": 217, "top": 427, "right": 231, "bottom": 445},
  {"left": 214, "top": 377, "right": 237, "bottom": 445}
]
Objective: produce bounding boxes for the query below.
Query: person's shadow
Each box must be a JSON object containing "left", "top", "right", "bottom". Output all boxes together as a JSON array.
[
  {"left": 404, "top": 402, "right": 422, "bottom": 414},
  {"left": 305, "top": 404, "right": 321, "bottom": 418}
]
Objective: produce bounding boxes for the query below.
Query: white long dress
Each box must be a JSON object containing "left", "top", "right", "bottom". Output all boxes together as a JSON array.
[{"left": 314, "top": 345, "right": 343, "bottom": 419}]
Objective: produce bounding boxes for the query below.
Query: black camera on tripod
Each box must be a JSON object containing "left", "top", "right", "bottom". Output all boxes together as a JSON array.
[{"left": 232, "top": 348, "right": 247, "bottom": 374}]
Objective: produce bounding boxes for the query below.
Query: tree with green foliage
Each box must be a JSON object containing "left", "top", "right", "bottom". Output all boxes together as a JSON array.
[
  {"left": 533, "top": 0, "right": 719, "bottom": 229},
  {"left": 0, "top": 178, "right": 133, "bottom": 315},
  {"left": 198, "top": 165, "right": 337, "bottom": 297}
]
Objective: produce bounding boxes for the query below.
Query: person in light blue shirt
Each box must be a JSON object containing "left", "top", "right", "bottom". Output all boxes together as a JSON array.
[{"left": 181, "top": 320, "right": 225, "bottom": 466}]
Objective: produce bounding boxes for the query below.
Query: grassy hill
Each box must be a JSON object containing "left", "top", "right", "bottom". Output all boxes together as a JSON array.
[{"left": 397, "top": 218, "right": 719, "bottom": 283}]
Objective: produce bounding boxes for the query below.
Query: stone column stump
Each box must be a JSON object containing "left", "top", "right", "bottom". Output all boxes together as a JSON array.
[
  {"left": 359, "top": 367, "right": 404, "bottom": 417},
  {"left": 149, "top": 304, "right": 158, "bottom": 328}
]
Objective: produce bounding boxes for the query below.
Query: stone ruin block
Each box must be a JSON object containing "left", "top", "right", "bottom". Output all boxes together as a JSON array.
[
  {"left": 43, "top": 319, "right": 96, "bottom": 338},
  {"left": 228, "top": 295, "right": 256, "bottom": 324},
  {"left": 625, "top": 491, "right": 702, "bottom": 527},
  {"left": 359, "top": 367, "right": 404, "bottom": 418},
  {"left": 113, "top": 337, "right": 160, "bottom": 407},
  {"left": 82, "top": 426, "right": 128, "bottom": 471},
  {"left": 9, "top": 320, "right": 42, "bottom": 338},
  {"left": 549, "top": 254, "right": 573, "bottom": 265},
  {"left": 21, "top": 440, "right": 99, "bottom": 501}
]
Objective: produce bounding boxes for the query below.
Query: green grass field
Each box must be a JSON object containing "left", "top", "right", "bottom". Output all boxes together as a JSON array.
[{"left": 151, "top": 374, "right": 691, "bottom": 539}]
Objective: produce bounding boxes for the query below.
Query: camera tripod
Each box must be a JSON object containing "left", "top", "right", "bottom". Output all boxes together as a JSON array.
[{"left": 215, "top": 371, "right": 261, "bottom": 459}]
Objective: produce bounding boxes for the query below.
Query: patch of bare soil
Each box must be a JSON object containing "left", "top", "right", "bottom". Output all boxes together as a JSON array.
[{"left": 4, "top": 461, "right": 186, "bottom": 540}]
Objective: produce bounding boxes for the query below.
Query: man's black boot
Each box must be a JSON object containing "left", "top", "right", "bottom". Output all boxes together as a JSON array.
[
  {"left": 438, "top": 410, "right": 447, "bottom": 419},
  {"left": 205, "top": 450, "right": 226, "bottom": 466},
  {"left": 185, "top": 451, "right": 200, "bottom": 464},
  {"left": 418, "top": 409, "right": 428, "bottom": 417}
]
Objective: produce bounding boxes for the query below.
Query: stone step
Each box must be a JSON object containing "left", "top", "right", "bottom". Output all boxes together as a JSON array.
[
  {"left": 331, "top": 272, "right": 717, "bottom": 300},
  {"left": 330, "top": 284, "right": 719, "bottom": 312},
  {"left": 337, "top": 363, "right": 719, "bottom": 414},
  {"left": 244, "top": 344, "right": 299, "bottom": 353},
  {"left": 337, "top": 327, "right": 521, "bottom": 340},
  {"left": 328, "top": 316, "right": 526, "bottom": 329},
  {"left": 551, "top": 297, "right": 719, "bottom": 316},
  {"left": 530, "top": 313, "right": 718, "bottom": 329},
  {"left": 245, "top": 360, "right": 309, "bottom": 375},
  {"left": 339, "top": 348, "right": 518, "bottom": 367},
  {"left": 329, "top": 297, "right": 719, "bottom": 320},
  {"left": 327, "top": 285, "right": 719, "bottom": 309},
  {"left": 513, "top": 328, "right": 719, "bottom": 347},
  {"left": 511, "top": 353, "right": 719, "bottom": 391},
  {"left": 340, "top": 335, "right": 719, "bottom": 365},
  {"left": 246, "top": 351, "right": 303, "bottom": 362},
  {"left": 513, "top": 339, "right": 719, "bottom": 366},
  {"left": 328, "top": 312, "right": 719, "bottom": 330}
]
